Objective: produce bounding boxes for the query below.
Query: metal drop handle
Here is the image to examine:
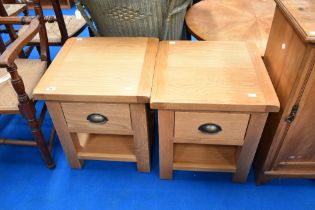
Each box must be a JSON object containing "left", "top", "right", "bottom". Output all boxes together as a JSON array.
[
  {"left": 198, "top": 123, "right": 222, "bottom": 134},
  {"left": 87, "top": 114, "right": 108, "bottom": 124}
]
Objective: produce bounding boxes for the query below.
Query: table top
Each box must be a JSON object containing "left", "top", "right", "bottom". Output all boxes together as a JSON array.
[
  {"left": 150, "top": 41, "right": 279, "bottom": 112},
  {"left": 33, "top": 37, "right": 159, "bottom": 103},
  {"left": 275, "top": 0, "right": 315, "bottom": 43},
  {"left": 185, "top": 0, "right": 275, "bottom": 56}
]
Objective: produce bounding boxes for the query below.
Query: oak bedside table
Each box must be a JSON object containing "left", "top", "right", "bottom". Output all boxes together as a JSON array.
[
  {"left": 151, "top": 41, "right": 280, "bottom": 182},
  {"left": 33, "top": 37, "right": 159, "bottom": 172}
]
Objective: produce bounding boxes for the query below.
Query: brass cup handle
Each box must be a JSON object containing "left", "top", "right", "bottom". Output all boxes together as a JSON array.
[
  {"left": 198, "top": 123, "right": 222, "bottom": 134},
  {"left": 87, "top": 113, "right": 108, "bottom": 124}
]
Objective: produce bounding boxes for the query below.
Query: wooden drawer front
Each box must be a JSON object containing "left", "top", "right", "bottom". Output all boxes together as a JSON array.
[
  {"left": 174, "top": 112, "right": 250, "bottom": 145},
  {"left": 61, "top": 103, "right": 133, "bottom": 135}
]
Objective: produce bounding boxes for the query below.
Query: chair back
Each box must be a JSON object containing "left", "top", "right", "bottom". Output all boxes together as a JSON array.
[
  {"left": 33, "top": 0, "right": 68, "bottom": 44},
  {"left": 0, "top": 0, "right": 66, "bottom": 42},
  {"left": 0, "top": 16, "right": 49, "bottom": 62},
  {"left": 0, "top": 17, "right": 46, "bottom": 111},
  {"left": 76, "top": 0, "right": 192, "bottom": 40},
  {"left": 0, "top": 1, "right": 19, "bottom": 43}
]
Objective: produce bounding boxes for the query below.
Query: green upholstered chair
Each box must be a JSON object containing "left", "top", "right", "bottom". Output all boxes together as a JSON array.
[{"left": 75, "top": 0, "right": 192, "bottom": 40}]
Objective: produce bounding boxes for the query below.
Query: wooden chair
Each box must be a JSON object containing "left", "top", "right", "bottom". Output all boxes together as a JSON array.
[
  {"left": 0, "top": 2, "right": 27, "bottom": 54},
  {"left": 75, "top": 0, "right": 192, "bottom": 40},
  {"left": 3, "top": 2, "right": 28, "bottom": 16},
  {"left": 0, "top": 1, "right": 29, "bottom": 36},
  {"left": 15, "top": 0, "right": 86, "bottom": 61},
  {"left": 0, "top": 15, "right": 55, "bottom": 168},
  {"left": 0, "top": 1, "right": 30, "bottom": 58}
]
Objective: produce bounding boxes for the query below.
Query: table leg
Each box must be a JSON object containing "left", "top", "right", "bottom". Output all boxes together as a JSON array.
[
  {"left": 130, "top": 104, "right": 151, "bottom": 172},
  {"left": 46, "top": 101, "right": 83, "bottom": 168},
  {"left": 158, "top": 110, "right": 174, "bottom": 179},
  {"left": 233, "top": 113, "right": 268, "bottom": 182}
]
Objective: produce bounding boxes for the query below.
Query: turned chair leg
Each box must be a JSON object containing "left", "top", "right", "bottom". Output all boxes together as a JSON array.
[
  {"left": 8, "top": 63, "right": 55, "bottom": 169},
  {"left": 19, "top": 100, "right": 55, "bottom": 169}
]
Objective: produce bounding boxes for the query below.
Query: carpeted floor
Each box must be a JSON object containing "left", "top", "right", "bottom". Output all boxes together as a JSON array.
[{"left": 0, "top": 7, "right": 314, "bottom": 210}]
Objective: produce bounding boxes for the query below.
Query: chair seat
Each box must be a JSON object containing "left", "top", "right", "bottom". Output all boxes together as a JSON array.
[
  {"left": 4, "top": 4, "right": 27, "bottom": 16},
  {"left": 18, "top": 16, "right": 86, "bottom": 44},
  {"left": 0, "top": 59, "right": 46, "bottom": 114}
]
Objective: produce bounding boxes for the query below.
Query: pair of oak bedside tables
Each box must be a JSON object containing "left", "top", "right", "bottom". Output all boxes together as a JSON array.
[{"left": 33, "top": 37, "right": 279, "bottom": 183}]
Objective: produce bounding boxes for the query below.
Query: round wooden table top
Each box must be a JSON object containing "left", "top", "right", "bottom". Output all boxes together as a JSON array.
[{"left": 185, "top": 0, "right": 275, "bottom": 56}]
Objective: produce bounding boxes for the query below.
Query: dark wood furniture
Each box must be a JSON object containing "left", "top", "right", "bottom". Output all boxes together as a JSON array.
[
  {"left": 2, "top": 0, "right": 73, "bottom": 9},
  {"left": 34, "top": 0, "right": 73, "bottom": 8},
  {"left": 0, "top": 0, "right": 86, "bottom": 61},
  {"left": 0, "top": 1, "right": 30, "bottom": 58},
  {"left": 185, "top": 0, "right": 276, "bottom": 56},
  {"left": 255, "top": 0, "right": 315, "bottom": 184},
  {"left": 151, "top": 41, "right": 279, "bottom": 182},
  {"left": 0, "top": 16, "right": 54, "bottom": 168},
  {"left": 13, "top": 0, "right": 86, "bottom": 61}
]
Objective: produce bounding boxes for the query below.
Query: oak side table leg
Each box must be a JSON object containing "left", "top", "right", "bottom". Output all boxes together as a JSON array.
[
  {"left": 46, "top": 101, "right": 83, "bottom": 168},
  {"left": 130, "top": 104, "right": 151, "bottom": 172},
  {"left": 233, "top": 113, "right": 268, "bottom": 182},
  {"left": 158, "top": 110, "right": 174, "bottom": 179}
]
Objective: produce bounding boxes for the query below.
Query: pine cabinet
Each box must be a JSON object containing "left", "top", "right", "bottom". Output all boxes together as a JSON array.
[{"left": 256, "top": 0, "right": 315, "bottom": 184}]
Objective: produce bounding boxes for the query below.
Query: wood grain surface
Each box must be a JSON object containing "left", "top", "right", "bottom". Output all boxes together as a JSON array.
[
  {"left": 130, "top": 104, "right": 151, "bottom": 172},
  {"left": 74, "top": 133, "right": 136, "bottom": 162},
  {"left": 174, "top": 112, "right": 249, "bottom": 145},
  {"left": 33, "top": 37, "right": 159, "bottom": 103},
  {"left": 173, "top": 144, "right": 238, "bottom": 172},
  {"left": 255, "top": 5, "right": 315, "bottom": 183},
  {"left": 46, "top": 101, "right": 83, "bottom": 168},
  {"left": 158, "top": 110, "right": 175, "bottom": 179},
  {"left": 151, "top": 41, "right": 279, "bottom": 112},
  {"left": 275, "top": 0, "right": 315, "bottom": 43},
  {"left": 233, "top": 113, "right": 268, "bottom": 182},
  {"left": 185, "top": 0, "right": 276, "bottom": 56},
  {"left": 61, "top": 102, "right": 133, "bottom": 135}
]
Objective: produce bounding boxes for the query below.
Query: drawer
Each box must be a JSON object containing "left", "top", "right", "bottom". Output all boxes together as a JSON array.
[
  {"left": 174, "top": 112, "right": 250, "bottom": 145},
  {"left": 61, "top": 103, "right": 133, "bottom": 135}
]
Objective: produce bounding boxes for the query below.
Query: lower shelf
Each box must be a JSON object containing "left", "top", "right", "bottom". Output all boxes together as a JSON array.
[
  {"left": 173, "top": 143, "right": 238, "bottom": 172},
  {"left": 73, "top": 133, "right": 136, "bottom": 162}
]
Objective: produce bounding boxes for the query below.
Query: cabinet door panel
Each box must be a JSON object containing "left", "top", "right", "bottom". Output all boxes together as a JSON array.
[
  {"left": 257, "top": 7, "right": 307, "bottom": 171},
  {"left": 273, "top": 61, "right": 315, "bottom": 171},
  {"left": 264, "top": 8, "right": 306, "bottom": 107}
]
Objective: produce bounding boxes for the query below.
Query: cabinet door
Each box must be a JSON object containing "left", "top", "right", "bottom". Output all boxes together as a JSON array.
[
  {"left": 257, "top": 7, "right": 307, "bottom": 171},
  {"left": 273, "top": 62, "right": 315, "bottom": 172}
]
